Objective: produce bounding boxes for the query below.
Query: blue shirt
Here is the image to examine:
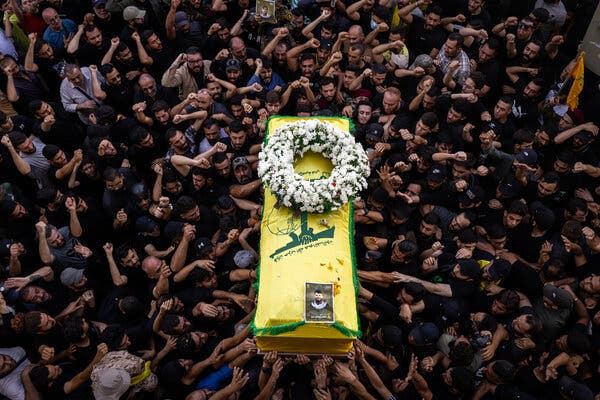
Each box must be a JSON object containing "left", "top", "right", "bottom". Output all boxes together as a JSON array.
[
  {"left": 246, "top": 71, "right": 286, "bottom": 92},
  {"left": 43, "top": 19, "right": 77, "bottom": 50}
]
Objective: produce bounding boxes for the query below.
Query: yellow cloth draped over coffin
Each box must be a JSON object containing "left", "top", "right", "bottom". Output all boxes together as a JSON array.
[{"left": 251, "top": 116, "right": 360, "bottom": 354}]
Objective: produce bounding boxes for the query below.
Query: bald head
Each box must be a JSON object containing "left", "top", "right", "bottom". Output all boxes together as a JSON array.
[
  {"left": 348, "top": 25, "right": 364, "bottom": 45},
  {"left": 142, "top": 256, "right": 162, "bottom": 278},
  {"left": 138, "top": 74, "right": 155, "bottom": 86}
]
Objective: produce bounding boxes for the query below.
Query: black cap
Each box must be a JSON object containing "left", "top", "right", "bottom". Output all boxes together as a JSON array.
[
  {"left": 457, "top": 185, "right": 484, "bottom": 208},
  {"left": 380, "top": 324, "right": 403, "bottom": 348},
  {"left": 427, "top": 165, "right": 447, "bottom": 182},
  {"left": 195, "top": 237, "right": 213, "bottom": 256},
  {"left": 226, "top": 58, "right": 241, "bottom": 72},
  {"left": 515, "top": 149, "right": 538, "bottom": 166},
  {"left": 365, "top": 123, "right": 384, "bottom": 141},
  {"left": 410, "top": 322, "right": 440, "bottom": 345},
  {"left": 163, "top": 221, "right": 185, "bottom": 240},
  {"left": 319, "top": 39, "right": 333, "bottom": 50}
]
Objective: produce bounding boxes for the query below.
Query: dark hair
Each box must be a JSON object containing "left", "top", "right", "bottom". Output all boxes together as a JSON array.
[
  {"left": 394, "top": 239, "right": 418, "bottom": 259},
  {"left": 497, "top": 289, "right": 520, "bottom": 312},
  {"left": 541, "top": 171, "right": 559, "bottom": 184},
  {"left": 458, "top": 228, "right": 478, "bottom": 244},
  {"left": 507, "top": 200, "right": 527, "bottom": 216},
  {"left": 452, "top": 99, "right": 469, "bottom": 117},
  {"left": 512, "top": 128, "right": 534, "bottom": 144},
  {"left": 265, "top": 90, "right": 281, "bottom": 104},
  {"left": 421, "top": 112, "right": 438, "bottom": 128},
  {"left": 173, "top": 196, "right": 196, "bottom": 216},
  {"left": 129, "top": 126, "right": 151, "bottom": 144},
  {"left": 404, "top": 282, "right": 426, "bottom": 302},
  {"left": 115, "top": 243, "right": 134, "bottom": 262},
  {"left": 63, "top": 315, "right": 85, "bottom": 342},
  {"left": 447, "top": 32, "right": 464, "bottom": 47},
  {"left": 99, "top": 63, "right": 116, "bottom": 77},
  {"left": 450, "top": 367, "right": 474, "bottom": 393},
  {"left": 487, "top": 224, "right": 507, "bottom": 239},
  {"left": 100, "top": 325, "right": 126, "bottom": 350},
  {"left": 470, "top": 71, "right": 485, "bottom": 89},
  {"left": 422, "top": 212, "right": 441, "bottom": 227},
  {"left": 449, "top": 341, "right": 475, "bottom": 366},
  {"left": 186, "top": 46, "right": 201, "bottom": 56},
  {"left": 140, "top": 30, "right": 155, "bottom": 43},
  {"left": 164, "top": 127, "right": 179, "bottom": 143},
  {"left": 484, "top": 37, "right": 500, "bottom": 51},
  {"left": 491, "top": 360, "right": 516, "bottom": 384},
  {"left": 119, "top": 295, "right": 145, "bottom": 318},
  {"left": 320, "top": 76, "right": 335, "bottom": 87},
  {"left": 498, "top": 96, "right": 514, "bottom": 107},
  {"left": 555, "top": 149, "right": 574, "bottom": 165},
  {"left": 371, "top": 63, "right": 387, "bottom": 75},
  {"left": 151, "top": 100, "right": 170, "bottom": 114},
  {"left": 566, "top": 198, "right": 587, "bottom": 217},
  {"left": 189, "top": 267, "right": 213, "bottom": 284},
  {"left": 103, "top": 167, "right": 121, "bottom": 182},
  {"left": 300, "top": 53, "right": 316, "bottom": 63},
  {"left": 427, "top": 6, "right": 443, "bottom": 16},
  {"left": 159, "top": 314, "right": 182, "bottom": 334}
]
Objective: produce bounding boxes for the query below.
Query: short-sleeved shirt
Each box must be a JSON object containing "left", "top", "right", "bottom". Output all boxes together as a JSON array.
[
  {"left": 43, "top": 19, "right": 77, "bottom": 50},
  {"left": 49, "top": 227, "right": 89, "bottom": 271},
  {"left": 0, "top": 347, "right": 30, "bottom": 400}
]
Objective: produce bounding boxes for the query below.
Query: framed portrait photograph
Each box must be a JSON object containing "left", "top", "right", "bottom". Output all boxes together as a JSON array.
[
  {"left": 304, "top": 282, "right": 335, "bottom": 323},
  {"left": 255, "top": 0, "right": 277, "bottom": 24}
]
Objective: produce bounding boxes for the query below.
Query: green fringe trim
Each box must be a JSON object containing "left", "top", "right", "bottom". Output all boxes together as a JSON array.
[
  {"left": 250, "top": 320, "right": 306, "bottom": 336},
  {"left": 332, "top": 321, "right": 362, "bottom": 338},
  {"left": 348, "top": 200, "right": 362, "bottom": 337}
]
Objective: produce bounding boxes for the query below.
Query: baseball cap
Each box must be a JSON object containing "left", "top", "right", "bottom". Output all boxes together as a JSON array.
[
  {"left": 135, "top": 216, "right": 158, "bottom": 235},
  {"left": 92, "top": 368, "right": 131, "bottom": 400},
  {"left": 543, "top": 284, "right": 572, "bottom": 309},
  {"left": 409, "top": 54, "right": 433, "bottom": 71},
  {"left": 409, "top": 322, "right": 440, "bottom": 345},
  {"left": 487, "top": 258, "right": 511, "bottom": 281},
  {"left": 457, "top": 185, "right": 484, "bottom": 208},
  {"left": 481, "top": 122, "right": 499, "bottom": 135},
  {"left": 195, "top": 237, "right": 213, "bottom": 256},
  {"left": 226, "top": 59, "right": 241, "bottom": 72},
  {"left": 365, "top": 250, "right": 383, "bottom": 260},
  {"left": 427, "top": 165, "right": 448, "bottom": 182},
  {"left": 559, "top": 376, "right": 593, "bottom": 400},
  {"left": 92, "top": 0, "right": 107, "bottom": 8},
  {"left": 159, "top": 360, "right": 186, "bottom": 385},
  {"left": 515, "top": 149, "right": 538, "bottom": 166},
  {"left": 232, "top": 156, "right": 249, "bottom": 170},
  {"left": 319, "top": 39, "right": 333, "bottom": 50},
  {"left": 163, "top": 221, "right": 185, "bottom": 240},
  {"left": 458, "top": 258, "right": 482, "bottom": 279},
  {"left": 529, "top": 201, "right": 555, "bottom": 231},
  {"left": 60, "top": 268, "right": 85, "bottom": 286},
  {"left": 234, "top": 250, "right": 255, "bottom": 268},
  {"left": 365, "top": 123, "right": 384, "bottom": 142},
  {"left": 174, "top": 11, "right": 189, "bottom": 29},
  {"left": 497, "top": 175, "right": 522, "bottom": 198},
  {"left": 123, "top": 6, "right": 146, "bottom": 21}
]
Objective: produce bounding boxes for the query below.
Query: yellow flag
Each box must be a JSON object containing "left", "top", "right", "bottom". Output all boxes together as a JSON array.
[
  {"left": 252, "top": 116, "right": 360, "bottom": 354},
  {"left": 567, "top": 52, "right": 585, "bottom": 110}
]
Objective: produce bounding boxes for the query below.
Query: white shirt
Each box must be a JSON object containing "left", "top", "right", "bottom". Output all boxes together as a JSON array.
[{"left": 0, "top": 347, "right": 30, "bottom": 400}]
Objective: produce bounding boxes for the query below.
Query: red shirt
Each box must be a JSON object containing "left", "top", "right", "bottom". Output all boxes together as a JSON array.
[{"left": 22, "top": 14, "right": 47, "bottom": 37}]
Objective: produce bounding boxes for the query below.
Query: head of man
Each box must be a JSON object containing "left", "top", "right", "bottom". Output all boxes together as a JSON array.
[
  {"left": 478, "top": 39, "right": 498, "bottom": 64},
  {"left": 100, "top": 63, "right": 121, "bottom": 87},
  {"left": 166, "top": 128, "right": 189, "bottom": 154},
  {"left": 319, "top": 77, "right": 336, "bottom": 102},
  {"left": 424, "top": 6, "right": 442, "bottom": 30},
  {"left": 444, "top": 33, "right": 463, "bottom": 59},
  {"left": 300, "top": 53, "right": 316, "bottom": 77},
  {"left": 41, "top": 7, "right": 62, "bottom": 31},
  {"left": 516, "top": 17, "right": 534, "bottom": 41},
  {"left": 382, "top": 87, "right": 401, "bottom": 115},
  {"left": 84, "top": 25, "right": 103, "bottom": 48},
  {"left": 522, "top": 40, "right": 542, "bottom": 63},
  {"left": 229, "top": 37, "right": 247, "bottom": 60},
  {"left": 141, "top": 30, "right": 163, "bottom": 52},
  {"left": 139, "top": 74, "right": 157, "bottom": 98},
  {"left": 347, "top": 25, "right": 364, "bottom": 45},
  {"left": 186, "top": 47, "right": 203, "bottom": 74},
  {"left": 493, "top": 96, "right": 513, "bottom": 121},
  {"left": 141, "top": 256, "right": 163, "bottom": 279}
]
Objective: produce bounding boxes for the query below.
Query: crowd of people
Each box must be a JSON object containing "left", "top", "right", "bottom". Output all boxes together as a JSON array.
[{"left": 0, "top": 0, "right": 598, "bottom": 398}]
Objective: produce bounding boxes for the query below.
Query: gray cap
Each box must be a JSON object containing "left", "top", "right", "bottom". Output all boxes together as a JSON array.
[
  {"left": 60, "top": 268, "right": 85, "bottom": 286},
  {"left": 409, "top": 54, "right": 433, "bottom": 71},
  {"left": 234, "top": 250, "right": 255, "bottom": 268},
  {"left": 92, "top": 368, "right": 131, "bottom": 400}
]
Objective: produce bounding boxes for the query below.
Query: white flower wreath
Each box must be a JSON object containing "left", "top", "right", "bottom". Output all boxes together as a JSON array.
[{"left": 258, "top": 119, "right": 370, "bottom": 213}]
